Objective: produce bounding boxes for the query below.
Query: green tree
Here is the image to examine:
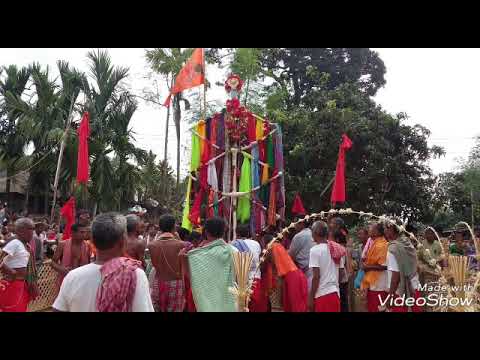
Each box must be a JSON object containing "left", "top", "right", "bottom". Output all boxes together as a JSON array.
[
  {"left": 81, "top": 50, "right": 146, "bottom": 213},
  {"left": 217, "top": 48, "right": 443, "bottom": 223},
  {"left": 5, "top": 62, "right": 86, "bottom": 214},
  {"left": 0, "top": 65, "right": 31, "bottom": 206},
  {"left": 145, "top": 48, "right": 195, "bottom": 187}
]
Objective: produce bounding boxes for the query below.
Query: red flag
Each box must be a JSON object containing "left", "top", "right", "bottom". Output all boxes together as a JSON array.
[
  {"left": 77, "top": 112, "right": 90, "bottom": 184},
  {"left": 60, "top": 197, "right": 76, "bottom": 241},
  {"left": 291, "top": 193, "right": 306, "bottom": 216},
  {"left": 330, "top": 134, "right": 353, "bottom": 206},
  {"left": 163, "top": 48, "right": 205, "bottom": 107}
]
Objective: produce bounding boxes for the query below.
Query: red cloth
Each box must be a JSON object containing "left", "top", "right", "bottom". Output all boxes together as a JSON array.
[
  {"left": 158, "top": 279, "right": 185, "bottom": 312},
  {"left": 60, "top": 197, "right": 75, "bottom": 241},
  {"left": 267, "top": 176, "right": 277, "bottom": 226},
  {"left": 247, "top": 114, "right": 256, "bottom": 143},
  {"left": 183, "top": 276, "right": 196, "bottom": 312},
  {"left": 188, "top": 189, "right": 204, "bottom": 226},
  {"left": 314, "top": 292, "right": 340, "bottom": 312},
  {"left": 163, "top": 48, "right": 205, "bottom": 107},
  {"left": 291, "top": 193, "right": 306, "bottom": 216},
  {"left": 76, "top": 112, "right": 90, "bottom": 184},
  {"left": 248, "top": 278, "right": 269, "bottom": 312},
  {"left": 96, "top": 257, "right": 141, "bottom": 312},
  {"left": 330, "top": 134, "right": 353, "bottom": 206},
  {"left": 390, "top": 290, "right": 423, "bottom": 313},
  {"left": 282, "top": 269, "right": 308, "bottom": 312},
  {"left": 328, "top": 240, "right": 346, "bottom": 264},
  {"left": 0, "top": 280, "right": 30, "bottom": 312},
  {"left": 367, "top": 290, "right": 388, "bottom": 312}
]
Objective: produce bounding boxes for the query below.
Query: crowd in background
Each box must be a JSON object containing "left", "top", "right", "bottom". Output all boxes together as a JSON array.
[{"left": 1, "top": 198, "right": 480, "bottom": 312}]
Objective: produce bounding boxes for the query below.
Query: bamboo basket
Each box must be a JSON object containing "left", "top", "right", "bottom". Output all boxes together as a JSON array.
[
  {"left": 0, "top": 260, "right": 58, "bottom": 312},
  {"left": 270, "top": 275, "right": 283, "bottom": 311},
  {"left": 352, "top": 288, "right": 368, "bottom": 312}
]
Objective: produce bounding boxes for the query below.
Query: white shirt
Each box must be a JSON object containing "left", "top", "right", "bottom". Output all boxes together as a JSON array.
[
  {"left": 2, "top": 239, "right": 30, "bottom": 268},
  {"left": 242, "top": 239, "right": 262, "bottom": 280},
  {"left": 53, "top": 263, "right": 154, "bottom": 312},
  {"left": 387, "top": 251, "right": 420, "bottom": 295},
  {"left": 309, "top": 243, "right": 342, "bottom": 298}
]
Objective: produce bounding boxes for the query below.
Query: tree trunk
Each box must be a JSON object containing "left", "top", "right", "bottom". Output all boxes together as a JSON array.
[
  {"left": 173, "top": 94, "right": 181, "bottom": 188},
  {"left": 5, "top": 178, "right": 12, "bottom": 206},
  {"left": 24, "top": 185, "right": 30, "bottom": 214},
  {"left": 44, "top": 182, "right": 49, "bottom": 216}
]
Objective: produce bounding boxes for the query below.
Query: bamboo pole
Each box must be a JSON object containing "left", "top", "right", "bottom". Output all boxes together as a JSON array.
[
  {"left": 471, "top": 189, "right": 475, "bottom": 233},
  {"left": 202, "top": 48, "right": 207, "bottom": 120},
  {"left": 231, "top": 147, "right": 238, "bottom": 242},
  {"left": 50, "top": 97, "right": 76, "bottom": 223}
]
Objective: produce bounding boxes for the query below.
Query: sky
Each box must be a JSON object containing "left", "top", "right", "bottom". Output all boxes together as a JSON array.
[{"left": 1, "top": 48, "right": 478, "bottom": 176}]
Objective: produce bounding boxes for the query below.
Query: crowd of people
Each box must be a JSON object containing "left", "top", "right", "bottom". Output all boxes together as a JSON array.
[{"left": 0, "top": 203, "right": 479, "bottom": 312}]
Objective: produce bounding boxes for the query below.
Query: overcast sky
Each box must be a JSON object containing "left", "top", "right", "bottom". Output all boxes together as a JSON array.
[{"left": 1, "top": 48, "right": 478, "bottom": 176}]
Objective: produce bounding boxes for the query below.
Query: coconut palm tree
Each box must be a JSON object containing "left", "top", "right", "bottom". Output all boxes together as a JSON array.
[
  {"left": 0, "top": 65, "right": 31, "bottom": 206},
  {"left": 5, "top": 62, "right": 86, "bottom": 214},
  {"left": 145, "top": 48, "right": 194, "bottom": 187},
  {"left": 82, "top": 49, "right": 147, "bottom": 213}
]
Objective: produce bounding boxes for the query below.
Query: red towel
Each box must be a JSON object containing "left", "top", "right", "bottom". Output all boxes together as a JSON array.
[
  {"left": 96, "top": 257, "right": 141, "bottom": 312},
  {"left": 328, "top": 240, "right": 346, "bottom": 264}
]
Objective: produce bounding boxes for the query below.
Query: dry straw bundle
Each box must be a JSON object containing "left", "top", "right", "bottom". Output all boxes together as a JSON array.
[
  {"left": 231, "top": 251, "right": 254, "bottom": 312},
  {"left": 448, "top": 255, "right": 470, "bottom": 299}
]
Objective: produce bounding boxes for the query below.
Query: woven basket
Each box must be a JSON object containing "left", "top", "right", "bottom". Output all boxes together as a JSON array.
[
  {"left": 28, "top": 261, "right": 58, "bottom": 312},
  {"left": 270, "top": 276, "right": 283, "bottom": 311},
  {"left": 352, "top": 288, "right": 368, "bottom": 312},
  {"left": 0, "top": 260, "right": 58, "bottom": 312}
]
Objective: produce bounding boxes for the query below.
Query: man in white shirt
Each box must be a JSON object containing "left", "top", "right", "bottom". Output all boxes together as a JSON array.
[
  {"left": 52, "top": 212, "right": 154, "bottom": 312},
  {"left": 385, "top": 221, "right": 422, "bottom": 312},
  {"left": 308, "top": 220, "right": 344, "bottom": 312},
  {"left": 231, "top": 224, "right": 266, "bottom": 312}
]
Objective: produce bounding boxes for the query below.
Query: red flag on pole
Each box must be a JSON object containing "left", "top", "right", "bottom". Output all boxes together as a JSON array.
[
  {"left": 76, "top": 112, "right": 90, "bottom": 184},
  {"left": 330, "top": 134, "right": 353, "bottom": 206},
  {"left": 291, "top": 193, "right": 306, "bottom": 216},
  {"left": 163, "top": 48, "right": 205, "bottom": 107},
  {"left": 60, "top": 197, "right": 76, "bottom": 241}
]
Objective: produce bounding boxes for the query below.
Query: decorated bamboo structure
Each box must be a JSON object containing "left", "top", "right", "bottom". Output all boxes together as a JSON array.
[{"left": 181, "top": 75, "right": 285, "bottom": 242}]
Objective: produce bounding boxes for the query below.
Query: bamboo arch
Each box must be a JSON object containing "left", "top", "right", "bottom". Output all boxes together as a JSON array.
[{"left": 250, "top": 208, "right": 480, "bottom": 312}]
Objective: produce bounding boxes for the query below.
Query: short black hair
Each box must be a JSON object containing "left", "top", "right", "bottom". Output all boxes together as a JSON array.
[
  {"left": 126, "top": 214, "right": 140, "bottom": 233},
  {"left": 237, "top": 224, "right": 250, "bottom": 238},
  {"left": 374, "top": 222, "right": 385, "bottom": 236},
  {"left": 92, "top": 213, "right": 126, "bottom": 250},
  {"left": 177, "top": 227, "right": 190, "bottom": 241},
  {"left": 191, "top": 231, "right": 202, "bottom": 242},
  {"left": 204, "top": 216, "right": 225, "bottom": 239},
  {"left": 333, "top": 229, "right": 347, "bottom": 244},
  {"left": 159, "top": 214, "right": 176, "bottom": 233}
]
